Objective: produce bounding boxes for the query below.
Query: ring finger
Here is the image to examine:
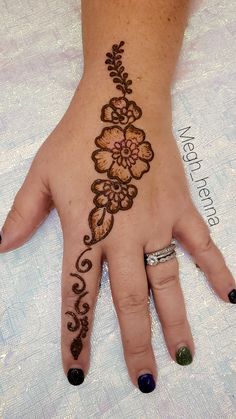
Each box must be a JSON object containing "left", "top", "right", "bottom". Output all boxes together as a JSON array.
[{"left": 146, "top": 237, "right": 194, "bottom": 366}]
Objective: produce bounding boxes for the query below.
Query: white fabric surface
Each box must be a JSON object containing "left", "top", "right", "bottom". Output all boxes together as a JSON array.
[{"left": 0, "top": 1, "right": 235, "bottom": 418}]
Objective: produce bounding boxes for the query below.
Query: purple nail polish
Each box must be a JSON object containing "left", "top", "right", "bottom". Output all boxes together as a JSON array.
[{"left": 138, "top": 373, "right": 156, "bottom": 393}]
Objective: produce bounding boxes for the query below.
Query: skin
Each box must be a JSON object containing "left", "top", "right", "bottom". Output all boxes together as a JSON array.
[{"left": 0, "top": 0, "right": 235, "bottom": 390}]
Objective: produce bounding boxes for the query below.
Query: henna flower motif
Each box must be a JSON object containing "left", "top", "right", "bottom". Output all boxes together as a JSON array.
[
  {"left": 101, "top": 97, "right": 142, "bottom": 125},
  {"left": 92, "top": 125, "right": 154, "bottom": 183},
  {"left": 92, "top": 179, "right": 137, "bottom": 214}
]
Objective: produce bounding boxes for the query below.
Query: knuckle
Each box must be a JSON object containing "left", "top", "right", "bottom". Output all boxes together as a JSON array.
[
  {"left": 116, "top": 293, "right": 148, "bottom": 315},
  {"left": 7, "top": 203, "right": 24, "bottom": 224},
  {"left": 195, "top": 233, "right": 213, "bottom": 255},
  {"left": 212, "top": 260, "right": 227, "bottom": 276},
  {"left": 163, "top": 317, "right": 186, "bottom": 329},
  {"left": 217, "top": 261, "right": 227, "bottom": 273},
  {"left": 63, "top": 294, "right": 77, "bottom": 312},
  {"left": 152, "top": 275, "right": 179, "bottom": 291},
  {"left": 126, "top": 342, "right": 151, "bottom": 357}
]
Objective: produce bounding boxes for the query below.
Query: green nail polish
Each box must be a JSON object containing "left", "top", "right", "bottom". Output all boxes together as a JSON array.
[{"left": 176, "top": 346, "right": 193, "bottom": 365}]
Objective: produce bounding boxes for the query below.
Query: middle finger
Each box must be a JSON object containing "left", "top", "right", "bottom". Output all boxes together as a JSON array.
[{"left": 106, "top": 241, "right": 157, "bottom": 393}]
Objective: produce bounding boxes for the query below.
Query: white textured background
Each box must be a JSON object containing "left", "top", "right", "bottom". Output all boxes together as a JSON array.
[{"left": 0, "top": 1, "right": 236, "bottom": 418}]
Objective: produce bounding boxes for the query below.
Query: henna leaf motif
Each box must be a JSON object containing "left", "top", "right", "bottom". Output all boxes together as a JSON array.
[
  {"left": 84, "top": 207, "right": 114, "bottom": 245},
  {"left": 69, "top": 316, "right": 89, "bottom": 359},
  {"left": 71, "top": 336, "right": 83, "bottom": 360}
]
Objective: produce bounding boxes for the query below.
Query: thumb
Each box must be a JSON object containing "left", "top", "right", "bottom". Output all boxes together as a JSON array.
[{"left": 0, "top": 158, "right": 53, "bottom": 252}]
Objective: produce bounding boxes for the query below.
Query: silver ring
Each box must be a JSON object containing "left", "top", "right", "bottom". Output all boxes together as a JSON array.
[{"left": 144, "top": 240, "right": 176, "bottom": 266}]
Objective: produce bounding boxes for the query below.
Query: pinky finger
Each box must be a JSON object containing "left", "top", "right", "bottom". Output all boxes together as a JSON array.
[{"left": 173, "top": 205, "right": 236, "bottom": 304}]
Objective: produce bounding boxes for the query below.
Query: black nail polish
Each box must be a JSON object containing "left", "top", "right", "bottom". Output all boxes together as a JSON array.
[
  {"left": 137, "top": 373, "right": 156, "bottom": 393},
  {"left": 0, "top": 233, "right": 2, "bottom": 244},
  {"left": 228, "top": 289, "right": 236, "bottom": 304},
  {"left": 67, "top": 368, "right": 84, "bottom": 386}
]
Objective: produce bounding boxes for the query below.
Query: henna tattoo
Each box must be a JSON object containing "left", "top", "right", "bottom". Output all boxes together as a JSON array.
[
  {"left": 105, "top": 41, "right": 132, "bottom": 95},
  {"left": 92, "top": 179, "right": 138, "bottom": 214},
  {"left": 65, "top": 311, "right": 80, "bottom": 332},
  {"left": 74, "top": 248, "right": 93, "bottom": 273},
  {"left": 66, "top": 41, "right": 154, "bottom": 361},
  {"left": 84, "top": 207, "right": 114, "bottom": 246},
  {"left": 69, "top": 316, "right": 89, "bottom": 360},
  {"left": 65, "top": 248, "right": 92, "bottom": 358},
  {"left": 101, "top": 97, "right": 142, "bottom": 124},
  {"left": 92, "top": 125, "right": 153, "bottom": 183}
]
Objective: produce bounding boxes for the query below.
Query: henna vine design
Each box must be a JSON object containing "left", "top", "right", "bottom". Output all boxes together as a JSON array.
[
  {"left": 65, "top": 248, "right": 91, "bottom": 359},
  {"left": 66, "top": 41, "right": 154, "bottom": 360},
  {"left": 105, "top": 41, "right": 132, "bottom": 95}
]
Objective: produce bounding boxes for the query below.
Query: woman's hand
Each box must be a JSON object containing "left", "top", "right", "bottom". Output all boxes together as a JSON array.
[{"left": 1, "top": 68, "right": 235, "bottom": 393}]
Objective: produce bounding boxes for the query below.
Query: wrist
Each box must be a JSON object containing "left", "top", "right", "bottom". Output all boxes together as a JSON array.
[
  {"left": 82, "top": 48, "right": 172, "bottom": 95},
  {"left": 79, "top": 69, "right": 172, "bottom": 127}
]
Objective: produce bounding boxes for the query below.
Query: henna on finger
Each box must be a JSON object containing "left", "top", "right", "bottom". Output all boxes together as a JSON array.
[
  {"left": 66, "top": 41, "right": 155, "bottom": 361},
  {"left": 65, "top": 248, "right": 92, "bottom": 359}
]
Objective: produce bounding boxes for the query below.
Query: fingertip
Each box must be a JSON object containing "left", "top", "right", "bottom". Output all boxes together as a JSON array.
[
  {"left": 67, "top": 367, "right": 85, "bottom": 386},
  {"left": 0, "top": 229, "right": 9, "bottom": 253},
  {"left": 0, "top": 230, "right": 6, "bottom": 252},
  {"left": 227, "top": 289, "right": 236, "bottom": 304},
  {"left": 137, "top": 372, "right": 156, "bottom": 393},
  {"left": 175, "top": 344, "right": 193, "bottom": 366}
]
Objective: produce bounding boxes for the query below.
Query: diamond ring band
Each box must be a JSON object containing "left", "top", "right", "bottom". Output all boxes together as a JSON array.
[{"left": 144, "top": 240, "right": 177, "bottom": 266}]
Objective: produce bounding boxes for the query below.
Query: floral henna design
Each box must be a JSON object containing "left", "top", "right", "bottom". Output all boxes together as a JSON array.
[
  {"left": 65, "top": 248, "right": 92, "bottom": 359},
  {"left": 66, "top": 41, "right": 154, "bottom": 361},
  {"left": 101, "top": 97, "right": 142, "bottom": 125},
  {"left": 92, "top": 125, "right": 154, "bottom": 183},
  {"left": 92, "top": 179, "right": 137, "bottom": 214}
]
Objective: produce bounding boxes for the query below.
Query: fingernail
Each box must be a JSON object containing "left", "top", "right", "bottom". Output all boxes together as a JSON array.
[
  {"left": 137, "top": 373, "right": 156, "bottom": 393},
  {"left": 176, "top": 345, "right": 193, "bottom": 366},
  {"left": 67, "top": 368, "right": 84, "bottom": 386},
  {"left": 228, "top": 289, "right": 236, "bottom": 304},
  {"left": 0, "top": 232, "right": 2, "bottom": 244}
]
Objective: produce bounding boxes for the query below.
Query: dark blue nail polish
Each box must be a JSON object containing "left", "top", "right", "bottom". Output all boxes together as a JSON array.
[
  {"left": 67, "top": 368, "right": 84, "bottom": 386},
  {"left": 228, "top": 289, "right": 236, "bottom": 304},
  {"left": 138, "top": 373, "right": 156, "bottom": 393}
]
